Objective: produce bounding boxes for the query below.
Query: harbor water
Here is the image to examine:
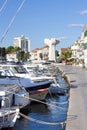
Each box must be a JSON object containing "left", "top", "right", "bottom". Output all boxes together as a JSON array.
[{"left": 13, "top": 71, "right": 69, "bottom": 130}]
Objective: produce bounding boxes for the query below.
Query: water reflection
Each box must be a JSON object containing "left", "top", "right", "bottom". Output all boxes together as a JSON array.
[
  {"left": 30, "top": 102, "right": 49, "bottom": 114},
  {"left": 13, "top": 95, "right": 68, "bottom": 130}
]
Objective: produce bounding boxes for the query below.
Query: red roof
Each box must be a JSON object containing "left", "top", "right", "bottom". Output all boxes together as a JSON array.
[{"left": 61, "top": 48, "right": 70, "bottom": 52}]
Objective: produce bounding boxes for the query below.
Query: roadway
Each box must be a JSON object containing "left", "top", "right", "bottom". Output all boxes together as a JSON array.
[{"left": 58, "top": 64, "right": 87, "bottom": 130}]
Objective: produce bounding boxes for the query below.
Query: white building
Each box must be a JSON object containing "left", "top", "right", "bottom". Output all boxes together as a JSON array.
[
  {"left": 71, "top": 40, "right": 84, "bottom": 59},
  {"left": 6, "top": 53, "right": 18, "bottom": 61},
  {"left": 30, "top": 46, "right": 49, "bottom": 61},
  {"left": 30, "top": 48, "right": 41, "bottom": 60},
  {"left": 13, "top": 35, "right": 30, "bottom": 53},
  {"left": 41, "top": 45, "right": 49, "bottom": 60},
  {"left": 70, "top": 24, "right": 87, "bottom": 67}
]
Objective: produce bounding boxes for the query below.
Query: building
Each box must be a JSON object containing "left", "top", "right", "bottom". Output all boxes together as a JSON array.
[
  {"left": 6, "top": 53, "right": 18, "bottom": 61},
  {"left": 71, "top": 40, "right": 84, "bottom": 59},
  {"left": 13, "top": 35, "right": 30, "bottom": 53},
  {"left": 59, "top": 48, "right": 71, "bottom": 55},
  {"left": 30, "top": 45, "right": 49, "bottom": 61},
  {"left": 30, "top": 48, "right": 41, "bottom": 60},
  {"left": 69, "top": 24, "right": 87, "bottom": 67},
  {"left": 41, "top": 45, "right": 49, "bottom": 60}
]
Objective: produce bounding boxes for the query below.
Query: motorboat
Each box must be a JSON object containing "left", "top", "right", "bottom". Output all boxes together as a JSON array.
[
  {"left": 0, "top": 82, "right": 30, "bottom": 129},
  {"left": 0, "top": 83, "right": 30, "bottom": 112},
  {"left": 23, "top": 63, "right": 56, "bottom": 82},
  {"left": 0, "top": 63, "right": 54, "bottom": 82},
  {"left": 0, "top": 62, "right": 67, "bottom": 97},
  {"left": 29, "top": 88, "right": 49, "bottom": 101},
  {"left": 49, "top": 83, "right": 67, "bottom": 95},
  {"left": 0, "top": 108, "right": 19, "bottom": 130},
  {"left": 23, "top": 63, "right": 67, "bottom": 95},
  {"left": 0, "top": 68, "right": 52, "bottom": 101}
]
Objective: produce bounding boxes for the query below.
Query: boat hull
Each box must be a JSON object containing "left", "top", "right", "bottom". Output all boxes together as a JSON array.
[
  {"left": 1, "top": 127, "right": 12, "bottom": 130},
  {"left": 25, "top": 81, "right": 52, "bottom": 91},
  {"left": 29, "top": 88, "right": 49, "bottom": 102}
]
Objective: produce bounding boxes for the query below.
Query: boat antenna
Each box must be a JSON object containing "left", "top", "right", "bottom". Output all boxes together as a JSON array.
[{"left": 0, "top": 0, "right": 26, "bottom": 43}]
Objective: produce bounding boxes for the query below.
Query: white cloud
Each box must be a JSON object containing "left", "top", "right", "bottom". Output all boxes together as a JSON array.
[
  {"left": 80, "top": 10, "right": 87, "bottom": 14},
  {"left": 58, "top": 36, "right": 67, "bottom": 40},
  {"left": 68, "top": 24, "right": 84, "bottom": 27}
]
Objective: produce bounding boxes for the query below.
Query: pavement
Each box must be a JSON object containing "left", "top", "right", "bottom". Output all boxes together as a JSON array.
[{"left": 57, "top": 64, "right": 87, "bottom": 130}]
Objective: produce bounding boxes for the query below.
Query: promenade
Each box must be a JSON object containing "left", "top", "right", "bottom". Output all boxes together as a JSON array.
[{"left": 58, "top": 64, "right": 87, "bottom": 130}]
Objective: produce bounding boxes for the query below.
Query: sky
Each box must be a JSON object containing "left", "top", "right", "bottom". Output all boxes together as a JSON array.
[{"left": 0, "top": 0, "right": 87, "bottom": 51}]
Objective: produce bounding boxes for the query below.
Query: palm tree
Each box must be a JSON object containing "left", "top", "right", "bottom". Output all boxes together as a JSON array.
[{"left": 60, "top": 50, "right": 72, "bottom": 63}]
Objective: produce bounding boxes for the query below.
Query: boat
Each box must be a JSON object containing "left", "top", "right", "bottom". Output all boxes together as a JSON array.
[
  {"left": 28, "top": 88, "right": 48, "bottom": 101},
  {"left": 0, "top": 80, "right": 30, "bottom": 129},
  {"left": 0, "top": 108, "right": 19, "bottom": 130},
  {"left": 0, "top": 81, "right": 30, "bottom": 112},
  {"left": 0, "top": 63, "right": 54, "bottom": 82},
  {"left": 49, "top": 83, "right": 67, "bottom": 95},
  {"left": 23, "top": 62, "right": 56, "bottom": 82},
  {"left": 0, "top": 68, "right": 52, "bottom": 101},
  {"left": 23, "top": 63, "right": 67, "bottom": 95}
]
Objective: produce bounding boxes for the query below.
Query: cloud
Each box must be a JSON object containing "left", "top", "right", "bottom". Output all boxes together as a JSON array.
[
  {"left": 58, "top": 36, "right": 67, "bottom": 40},
  {"left": 68, "top": 24, "right": 84, "bottom": 27},
  {"left": 80, "top": 10, "right": 87, "bottom": 14}
]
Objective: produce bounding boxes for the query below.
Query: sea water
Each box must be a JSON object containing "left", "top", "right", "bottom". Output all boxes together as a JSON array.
[{"left": 13, "top": 72, "right": 69, "bottom": 130}]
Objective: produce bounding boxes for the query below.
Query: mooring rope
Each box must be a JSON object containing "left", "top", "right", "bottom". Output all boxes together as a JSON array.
[
  {"left": 3, "top": 88, "right": 68, "bottom": 112},
  {"left": 19, "top": 112, "right": 66, "bottom": 125}
]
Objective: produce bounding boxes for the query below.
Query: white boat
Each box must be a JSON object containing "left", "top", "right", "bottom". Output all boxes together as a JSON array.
[
  {"left": 0, "top": 83, "right": 30, "bottom": 112},
  {"left": 0, "top": 81, "right": 30, "bottom": 129},
  {"left": 23, "top": 63, "right": 55, "bottom": 82},
  {"left": 0, "top": 68, "right": 51, "bottom": 101},
  {"left": 0, "top": 108, "right": 19, "bottom": 129}
]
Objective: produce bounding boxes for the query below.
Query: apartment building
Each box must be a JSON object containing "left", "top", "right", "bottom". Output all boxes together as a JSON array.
[{"left": 13, "top": 35, "right": 30, "bottom": 53}]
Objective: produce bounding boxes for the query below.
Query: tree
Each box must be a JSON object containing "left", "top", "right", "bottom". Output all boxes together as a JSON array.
[
  {"left": 17, "top": 51, "right": 28, "bottom": 61},
  {"left": 0, "top": 47, "right": 6, "bottom": 57},
  {"left": 6, "top": 46, "right": 21, "bottom": 53},
  {"left": 6, "top": 46, "right": 14, "bottom": 53},
  {"left": 60, "top": 50, "right": 72, "bottom": 61},
  {"left": 13, "top": 46, "right": 21, "bottom": 52},
  {"left": 39, "top": 53, "right": 43, "bottom": 60}
]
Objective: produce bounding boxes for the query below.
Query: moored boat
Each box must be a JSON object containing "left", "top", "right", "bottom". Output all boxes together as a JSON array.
[
  {"left": 0, "top": 108, "right": 19, "bottom": 130},
  {"left": 0, "top": 83, "right": 30, "bottom": 112},
  {"left": 0, "top": 68, "right": 52, "bottom": 101},
  {"left": 29, "top": 88, "right": 49, "bottom": 101}
]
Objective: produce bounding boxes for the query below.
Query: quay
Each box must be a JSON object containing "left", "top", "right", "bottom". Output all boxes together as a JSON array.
[{"left": 57, "top": 64, "right": 87, "bottom": 130}]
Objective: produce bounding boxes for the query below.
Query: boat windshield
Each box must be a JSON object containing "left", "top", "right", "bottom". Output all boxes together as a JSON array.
[{"left": 12, "top": 66, "right": 27, "bottom": 74}]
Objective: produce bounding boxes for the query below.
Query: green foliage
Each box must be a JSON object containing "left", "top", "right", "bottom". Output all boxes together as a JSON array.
[
  {"left": 0, "top": 47, "right": 6, "bottom": 56},
  {"left": 17, "top": 51, "right": 30, "bottom": 61},
  {"left": 13, "top": 46, "right": 21, "bottom": 52},
  {"left": 84, "top": 30, "right": 87, "bottom": 37},
  {"left": 5, "top": 46, "right": 30, "bottom": 61},
  {"left": 6, "top": 46, "right": 20, "bottom": 53},
  {"left": 39, "top": 53, "right": 43, "bottom": 59},
  {"left": 60, "top": 50, "right": 72, "bottom": 60}
]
